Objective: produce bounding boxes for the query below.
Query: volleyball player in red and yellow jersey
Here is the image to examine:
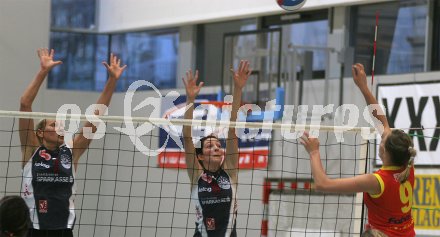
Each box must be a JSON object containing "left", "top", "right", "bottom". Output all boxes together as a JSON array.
[{"left": 300, "top": 63, "right": 416, "bottom": 237}]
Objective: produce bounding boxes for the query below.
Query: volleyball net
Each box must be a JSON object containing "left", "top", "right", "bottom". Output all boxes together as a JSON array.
[{"left": 0, "top": 110, "right": 374, "bottom": 237}]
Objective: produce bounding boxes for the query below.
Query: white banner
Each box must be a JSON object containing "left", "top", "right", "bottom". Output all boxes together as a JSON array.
[{"left": 377, "top": 81, "right": 440, "bottom": 166}]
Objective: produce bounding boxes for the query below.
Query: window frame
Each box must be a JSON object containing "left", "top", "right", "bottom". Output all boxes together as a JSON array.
[
  {"left": 350, "top": 0, "right": 429, "bottom": 75},
  {"left": 431, "top": 0, "right": 440, "bottom": 71}
]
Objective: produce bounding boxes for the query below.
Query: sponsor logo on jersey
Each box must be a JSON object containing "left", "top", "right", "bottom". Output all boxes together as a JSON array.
[
  {"left": 206, "top": 217, "right": 216, "bottom": 230},
  {"left": 198, "top": 187, "right": 212, "bottom": 192},
  {"left": 217, "top": 176, "right": 231, "bottom": 190},
  {"left": 39, "top": 200, "right": 48, "bottom": 213},
  {"left": 211, "top": 184, "right": 220, "bottom": 193},
  {"left": 39, "top": 149, "right": 51, "bottom": 161},
  {"left": 388, "top": 214, "right": 412, "bottom": 224},
  {"left": 36, "top": 175, "right": 73, "bottom": 183},
  {"left": 201, "top": 197, "right": 231, "bottom": 205},
  {"left": 201, "top": 173, "right": 213, "bottom": 183},
  {"left": 35, "top": 161, "right": 50, "bottom": 169},
  {"left": 60, "top": 154, "right": 71, "bottom": 169},
  {"left": 23, "top": 184, "right": 31, "bottom": 197}
]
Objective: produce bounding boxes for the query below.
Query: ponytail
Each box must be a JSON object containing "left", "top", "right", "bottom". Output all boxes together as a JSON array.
[{"left": 397, "top": 146, "right": 416, "bottom": 184}]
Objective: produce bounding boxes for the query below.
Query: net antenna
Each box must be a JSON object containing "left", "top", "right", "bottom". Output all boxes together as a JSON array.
[{"left": 371, "top": 11, "right": 379, "bottom": 90}]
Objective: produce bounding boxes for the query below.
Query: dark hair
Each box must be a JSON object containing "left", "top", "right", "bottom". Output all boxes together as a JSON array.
[
  {"left": 0, "top": 196, "right": 30, "bottom": 237},
  {"left": 195, "top": 135, "right": 219, "bottom": 157},
  {"left": 384, "top": 129, "right": 417, "bottom": 183}
]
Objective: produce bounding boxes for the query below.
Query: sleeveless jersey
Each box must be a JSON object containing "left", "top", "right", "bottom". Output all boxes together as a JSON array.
[
  {"left": 192, "top": 169, "right": 237, "bottom": 237},
  {"left": 364, "top": 166, "right": 415, "bottom": 237},
  {"left": 21, "top": 144, "right": 76, "bottom": 230}
]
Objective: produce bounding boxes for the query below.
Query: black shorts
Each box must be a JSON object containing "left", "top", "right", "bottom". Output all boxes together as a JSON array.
[{"left": 27, "top": 228, "right": 73, "bottom": 237}]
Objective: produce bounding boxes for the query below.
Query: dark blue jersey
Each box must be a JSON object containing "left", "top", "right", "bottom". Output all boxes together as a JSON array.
[
  {"left": 21, "top": 144, "right": 76, "bottom": 230},
  {"left": 192, "top": 169, "right": 237, "bottom": 237}
]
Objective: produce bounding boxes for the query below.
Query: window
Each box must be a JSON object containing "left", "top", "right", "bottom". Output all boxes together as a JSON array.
[
  {"left": 49, "top": 0, "right": 179, "bottom": 92},
  {"left": 51, "top": 0, "right": 96, "bottom": 29},
  {"left": 263, "top": 10, "right": 329, "bottom": 79},
  {"left": 49, "top": 30, "right": 179, "bottom": 92},
  {"left": 283, "top": 19, "right": 328, "bottom": 74},
  {"left": 351, "top": 0, "right": 427, "bottom": 74},
  {"left": 111, "top": 30, "right": 179, "bottom": 91},
  {"left": 196, "top": 19, "right": 257, "bottom": 86},
  {"left": 48, "top": 32, "right": 108, "bottom": 90}
]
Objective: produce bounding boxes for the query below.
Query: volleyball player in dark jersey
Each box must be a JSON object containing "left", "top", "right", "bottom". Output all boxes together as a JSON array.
[
  {"left": 19, "top": 49, "right": 126, "bottom": 237},
  {"left": 182, "top": 61, "right": 252, "bottom": 237}
]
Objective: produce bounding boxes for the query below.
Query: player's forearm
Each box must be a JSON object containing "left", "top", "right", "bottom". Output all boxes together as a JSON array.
[
  {"left": 183, "top": 99, "right": 195, "bottom": 137},
  {"left": 20, "top": 69, "right": 49, "bottom": 108},
  {"left": 359, "top": 86, "right": 389, "bottom": 129},
  {"left": 95, "top": 77, "right": 118, "bottom": 108},
  {"left": 309, "top": 151, "right": 329, "bottom": 191},
  {"left": 230, "top": 87, "right": 242, "bottom": 122},
  {"left": 81, "top": 77, "right": 117, "bottom": 131},
  {"left": 228, "top": 86, "right": 242, "bottom": 138},
  {"left": 184, "top": 97, "right": 195, "bottom": 120}
]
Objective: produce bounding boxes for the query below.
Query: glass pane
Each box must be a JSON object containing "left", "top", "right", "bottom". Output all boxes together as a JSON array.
[
  {"left": 197, "top": 19, "right": 257, "bottom": 86},
  {"left": 284, "top": 20, "right": 329, "bottom": 72},
  {"left": 387, "top": 3, "right": 426, "bottom": 73},
  {"left": 111, "top": 30, "right": 179, "bottom": 91},
  {"left": 223, "top": 30, "right": 281, "bottom": 106},
  {"left": 51, "top": 0, "right": 96, "bottom": 29},
  {"left": 48, "top": 32, "right": 108, "bottom": 91},
  {"left": 353, "top": 0, "right": 427, "bottom": 74}
]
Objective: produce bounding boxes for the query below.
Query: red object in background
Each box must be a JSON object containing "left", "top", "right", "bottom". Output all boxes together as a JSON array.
[{"left": 158, "top": 149, "right": 268, "bottom": 169}]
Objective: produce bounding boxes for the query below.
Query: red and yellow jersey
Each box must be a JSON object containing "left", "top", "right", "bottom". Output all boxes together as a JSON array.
[{"left": 364, "top": 166, "right": 415, "bottom": 237}]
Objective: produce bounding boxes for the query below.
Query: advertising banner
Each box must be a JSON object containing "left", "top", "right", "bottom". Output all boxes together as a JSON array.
[
  {"left": 377, "top": 81, "right": 440, "bottom": 166},
  {"left": 413, "top": 175, "right": 440, "bottom": 233},
  {"left": 158, "top": 94, "right": 270, "bottom": 169}
]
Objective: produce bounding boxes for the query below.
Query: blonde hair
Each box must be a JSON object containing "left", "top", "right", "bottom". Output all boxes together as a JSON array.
[
  {"left": 361, "top": 229, "right": 388, "bottom": 237},
  {"left": 35, "top": 119, "right": 46, "bottom": 143},
  {"left": 397, "top": 146, "right": 416, "bottom": 183}
]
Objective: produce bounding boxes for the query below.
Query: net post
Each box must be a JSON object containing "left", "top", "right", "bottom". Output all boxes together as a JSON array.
[{"left": 261, "top": 179, "right": 271, "bottom": 237}]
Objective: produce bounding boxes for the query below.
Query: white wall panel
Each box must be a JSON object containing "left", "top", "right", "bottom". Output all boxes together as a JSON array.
[{"left": 98, "top": 0, "right": 392, "bottom": 32}]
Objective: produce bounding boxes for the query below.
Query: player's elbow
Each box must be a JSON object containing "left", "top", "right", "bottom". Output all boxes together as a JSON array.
[
  {"left": 20, "top": 97, "right": 32, "bottom": 111},
  {"left": 314, "top": 182, "right": 325, "bottom": 192},
  {"left": 313, "top": 179, "right": 331, "bottom": 192}
]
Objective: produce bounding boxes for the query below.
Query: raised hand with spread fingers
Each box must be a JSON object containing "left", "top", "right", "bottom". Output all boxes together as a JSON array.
[
  {"left": 182, "top": 69, "right": 204, "bottom": 101},
  {"left": 230, "top": 60, "right": 252, "bottom": 90},
  {"left": 102, "top": 53, "right": 127, "bottom": 80},
  {"left": 37, "top": 48, "right": 63, "bottom": 72}
]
